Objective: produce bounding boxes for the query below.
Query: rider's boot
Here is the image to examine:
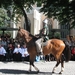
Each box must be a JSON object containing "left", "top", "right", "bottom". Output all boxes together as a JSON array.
[{"left": 37, "top": 48, "right": 43, "bottom": 55}]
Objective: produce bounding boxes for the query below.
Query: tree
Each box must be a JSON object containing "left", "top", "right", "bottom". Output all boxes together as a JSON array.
[
  {"left": 0, "top": 0, "right": 36, "bottom": 31},
  {"left": 12, "top": 0, "right": 33, "bottom": 32},
  {"left": 1, "top": 0, "right": 75, "bottom": 30},
  {"left": 40, "top": 0, "right": 75, "bottom": 29},
  {"left": 12, "top": 0, "right": 42, "bottom": 24}
]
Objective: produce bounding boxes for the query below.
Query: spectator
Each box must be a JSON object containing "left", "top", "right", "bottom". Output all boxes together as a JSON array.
[
  {"left": 65, "top": 35, "right": 72, "bottom": 50},
  {"left": 71, "top": 46, "right": 75, "bottom": 61},
  {"left": 21, "top": 44, "right": 29, "bottom": 61},
  {"left": 1, "top": 37, "right": 7, "bottom": 50},
  {"left": 0, "top": 44, "right": 7, "bottom": 61},
  {"left": 6, "top": 43, "right": 14, "bottom": 61},
  {"left": 13, "top": 44, "right": 22, "bottom": 61}
]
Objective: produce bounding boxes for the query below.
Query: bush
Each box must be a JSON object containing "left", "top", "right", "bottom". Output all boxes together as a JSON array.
[{"left": 54, "top": 32, "right": 61, "bottom": 39}]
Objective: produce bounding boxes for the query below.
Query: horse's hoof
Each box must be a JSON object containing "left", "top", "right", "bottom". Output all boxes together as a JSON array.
[
  {"left": 28, "top": 70, "right": 31, "bottom": 73},
  {"left": 37, "top": 70, "right": 39, "bottom": 73},
  {"left": 27, "top": 71, "right": 30, "bottom": 73},
  {"left": 52, "top": 71, "right": 55, "bottom": 73},
  {"left": 59, "top": 72, "right": 62, "bottom": 74}
]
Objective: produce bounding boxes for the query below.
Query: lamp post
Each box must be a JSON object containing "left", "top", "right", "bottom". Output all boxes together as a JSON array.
[{"left": 0, "top": 27, "right": 7, "bottom": 36}]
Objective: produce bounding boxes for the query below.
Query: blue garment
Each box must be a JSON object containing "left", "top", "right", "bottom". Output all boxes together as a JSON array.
[{"left": 35, "top": 56, "right": 40, "bottom": 62}]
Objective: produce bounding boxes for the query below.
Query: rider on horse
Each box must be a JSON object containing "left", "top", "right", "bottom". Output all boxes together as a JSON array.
[
  {"left": 42, "top": 24, "right": 49, "bottom": 42},
  {"left": 35, "top": 24, "right": 49, "bottom": 55}
]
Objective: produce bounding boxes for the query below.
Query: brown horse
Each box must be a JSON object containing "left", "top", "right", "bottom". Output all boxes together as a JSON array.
[{"left": 16, "top": 28, "right": 71, "bottom": 74}]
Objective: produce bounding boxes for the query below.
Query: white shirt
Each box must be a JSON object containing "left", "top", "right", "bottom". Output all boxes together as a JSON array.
[
  {"left": 0, "top": 47, "right": 6, "bottom": 56},
  {"left": 13, "top": 48, "right": 22, "bottom": 54},
  {"left": 21, "top": 48, "right": 29, "bottom": 57}
]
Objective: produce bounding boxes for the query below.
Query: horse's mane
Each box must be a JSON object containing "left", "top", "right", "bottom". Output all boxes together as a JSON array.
[
  {"left": 29, "top": 33, "right": 38, "bottom": 40},
  {"left": 19, "top": 28, "right": 39, "bottom": 41},
  {"left": 23, "top": 28, "right": 38, "bottom": 40}
]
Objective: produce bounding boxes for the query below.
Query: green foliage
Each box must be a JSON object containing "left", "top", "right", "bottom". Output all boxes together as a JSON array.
[
  {"left": 0, "top": 31, "right": 2, "bottom": 34},
  {"left": 48, "top": 32, "right": 53, "bottom": 39},
  {"left": 54, "top": 32, "right": 61, "bottom": 39},
  {"left": 0, "top": 8, "right": 10, "bottom": 27},
  {"left": 0, "top": 0, "right": 75, "bottom": 30},
  {"left": 40, "top": 0, "right": 75, "bottom": 29},
  {"left": 0, "top": 0, "right": 42, "bottom": 27},
  {"left": 0, "top": 0, "right": 12, "bottom": 8}
]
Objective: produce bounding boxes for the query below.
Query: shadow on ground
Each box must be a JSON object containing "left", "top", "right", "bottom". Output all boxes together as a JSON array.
[{"left": 0, "top": 69, "right": 54, "bottom": 75}]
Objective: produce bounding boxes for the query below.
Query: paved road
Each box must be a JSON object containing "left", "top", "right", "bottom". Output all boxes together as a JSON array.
[{"left": 0, "top": 61, "right": 75, "bottom": 75}]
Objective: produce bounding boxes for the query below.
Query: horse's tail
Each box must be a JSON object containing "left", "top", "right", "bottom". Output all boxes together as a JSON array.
[{"left": 63, "top": 42, "right": 71, "bottom": 62}]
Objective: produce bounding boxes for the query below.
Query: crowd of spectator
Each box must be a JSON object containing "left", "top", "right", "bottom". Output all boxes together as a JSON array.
[
  {"left": 0, "top": 33, "right": 75, "bottom": 62},
  {"left": 0, "top": 34, "right": 30, "bottom": 62},
  {"left": 65, "top": 35, "right": 75, "bottom": 61}
]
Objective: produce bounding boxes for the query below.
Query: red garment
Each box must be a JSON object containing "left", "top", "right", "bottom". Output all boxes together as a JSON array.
[{"left": 71, "top": 48, "right": 75, "bottom": 54}]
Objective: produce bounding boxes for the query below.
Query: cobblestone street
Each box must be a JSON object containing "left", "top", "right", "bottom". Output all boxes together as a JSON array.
[{"left": 0, "top": 61, "right": 75, "bottom": 75}]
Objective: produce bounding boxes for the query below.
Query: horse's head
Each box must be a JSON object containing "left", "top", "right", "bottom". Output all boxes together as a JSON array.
[{"left": 16, "top": 27, "right": 33, "bottom": 43}]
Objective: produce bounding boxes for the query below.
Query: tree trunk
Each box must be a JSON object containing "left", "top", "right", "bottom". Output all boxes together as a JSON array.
[
  {"left": 13, "top": 0, "right": 30, "bottom": 32},
  {"left": 20, "top": 7, "right": 30, "bottom": 32}
]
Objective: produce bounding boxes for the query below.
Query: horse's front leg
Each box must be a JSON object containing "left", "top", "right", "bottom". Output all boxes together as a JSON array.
[
  {"left": 32, "top": 63, "right": 39, "bottom": 73},
  {"left": 52, "top": 60, "right": 60, "bottom": 73},
  {"left": 29, "top": 64, "right": 31, "bottom": 72},
  {"left": 28, "top": 60, "right": 33, "bottom": 72},
  {"left": 29, "top": 60, "right": 39, "bottom": 73}
]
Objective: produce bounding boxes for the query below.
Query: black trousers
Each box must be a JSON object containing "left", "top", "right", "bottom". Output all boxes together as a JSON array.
[
  {"left": 13, "top": 53, "right": 22, "bottom": 61},
  {"left": 0, "top": 55, "right": 5, "bottom": 61},
  {"left": 22, "top": 55, "right": 30, "bottom": 61}
]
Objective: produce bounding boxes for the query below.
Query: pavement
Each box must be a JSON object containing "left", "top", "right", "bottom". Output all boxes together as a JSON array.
[{"left": 0, "top": 61, "right": 75, "bottom": 75}]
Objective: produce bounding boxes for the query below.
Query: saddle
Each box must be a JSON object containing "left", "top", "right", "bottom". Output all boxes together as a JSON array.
[{"left": 42, "top": 41, "right": 48, "bottom": 47}]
